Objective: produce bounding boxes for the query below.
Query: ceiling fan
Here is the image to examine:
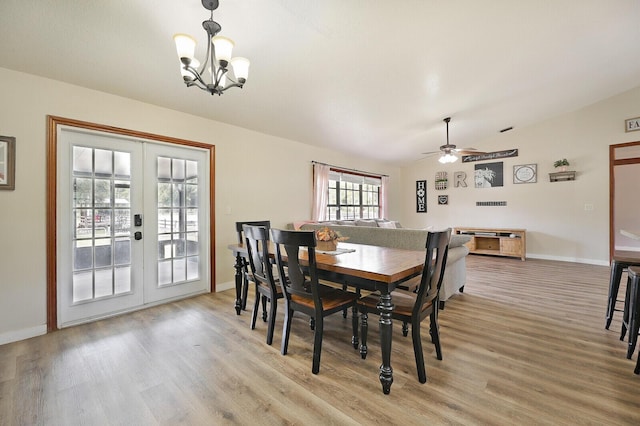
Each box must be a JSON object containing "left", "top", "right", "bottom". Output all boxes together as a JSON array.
[{"left": 421, "top": 117, "right": 484, "bottom": 163}]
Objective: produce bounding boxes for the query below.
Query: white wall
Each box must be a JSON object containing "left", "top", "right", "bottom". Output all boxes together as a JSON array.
[
  {"left": 400, "top": 85, "right": 640, "bottom": 264},
  {"left": 0, "top": 67, "right": 401, "bottom": 343}
]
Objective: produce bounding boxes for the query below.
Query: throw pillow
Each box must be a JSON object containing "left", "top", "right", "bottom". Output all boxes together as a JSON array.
[{"left": 377, "top": 221, "right": 396, "bottom": 229}]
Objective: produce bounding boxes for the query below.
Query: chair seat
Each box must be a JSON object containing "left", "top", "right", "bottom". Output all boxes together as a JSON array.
[
  {"left": 358, "top": 290, "right": 434, "bottom": 318},
  {"left": 292, "top": 288, "right": 359, "bottom": 311}
]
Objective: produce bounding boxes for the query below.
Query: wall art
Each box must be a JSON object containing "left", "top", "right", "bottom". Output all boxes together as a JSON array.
[
  {"left": 416, "top": 180, "right": 427, "bottom": 212},
  {"left": 462, "top": 149, "right": 518, "bottom": 163},
  {"left": 625, "top": 116, "right": 640, "bottom": 132},
  {"left": 435, "top": 171, "right": 448, "bottom": 190},
  {"left": 453, "top": 171, "right": 467, "bottom": 187},
  {"left": 513, "top": 164, "right": 537, "bottom": 184},
  {"left": 0, "top": 136, "right": 16, "bottom": 190},
  {"left": 474, "top": 162, "right": 504, "bottom": 188},
  {"left": 438, "top": 195, "right": 448, "bottom": 205}
]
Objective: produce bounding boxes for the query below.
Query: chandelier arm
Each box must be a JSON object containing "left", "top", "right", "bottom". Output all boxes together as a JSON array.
[
  {"left": 183, "top": 65, "right": 210, "bottom": 90},
  {"left": 219, "top": 82, "right": 245, "bottom": 92}
]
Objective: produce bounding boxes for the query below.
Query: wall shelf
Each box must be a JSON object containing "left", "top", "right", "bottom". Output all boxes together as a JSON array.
[{"left": 549, "top": 171, "right": 576, "bottom": 182}]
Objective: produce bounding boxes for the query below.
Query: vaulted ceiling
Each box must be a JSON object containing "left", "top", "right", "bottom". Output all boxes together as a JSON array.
[{"left": 1, "top": 0, "right": 639, "bottom": 165}]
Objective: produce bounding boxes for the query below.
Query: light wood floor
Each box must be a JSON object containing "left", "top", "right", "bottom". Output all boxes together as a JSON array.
[{"left": 1, "top": 255, "right": 639, "bottom": 425}]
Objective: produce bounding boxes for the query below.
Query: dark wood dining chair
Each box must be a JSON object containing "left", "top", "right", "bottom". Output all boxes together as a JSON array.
[
  {"left": 606, "top": 250, "right": 640, "bottom": 329},
  {"left": 235, "top": 220, "right": 271, "bottom": 311},
  {"left": 271, "top": 228, "right": 359, "bottom": 374},
  {"left": 243, "top": 224, "right": 283, "bottom": 345},
  {"left": 357, "top": 228, "right": 451, "bottom": 384}
]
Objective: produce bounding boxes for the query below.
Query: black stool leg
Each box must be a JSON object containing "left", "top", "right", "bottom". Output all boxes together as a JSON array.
[
  {"left": 606, "top": 261, "right": 624, "bottom": 329},
  {"left": 626, "top": 273, "right": 640, "bottom": 359},
  {"left": 621, "top": 282, "right": 631, "bottom": 342}
]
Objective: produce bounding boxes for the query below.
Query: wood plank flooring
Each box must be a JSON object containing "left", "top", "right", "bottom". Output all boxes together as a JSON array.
[{"left": 1, "top": 255, "right": 639, "bottom": 425}]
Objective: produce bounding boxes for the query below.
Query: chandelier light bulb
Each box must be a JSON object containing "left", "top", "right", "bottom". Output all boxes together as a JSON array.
[
  {"left": 211, "top": 36, "right": 234, "bottom": 67},
  {"left": 174, "top": 34, "right": 196, "bottom": 64},
  {"left": 230, "top": 57, "right": 250, "bottom": 82}
]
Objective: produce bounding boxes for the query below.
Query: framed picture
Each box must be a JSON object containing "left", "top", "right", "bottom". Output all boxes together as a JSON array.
[
  {"left": 513, "top": 164, "right": 537, "bottom": 184},
  {"left": 474, "top": 162, "right": 504, "bottom": 188},
  {"left": 0, "top": 136, "right": 16, "bottom": 190}
]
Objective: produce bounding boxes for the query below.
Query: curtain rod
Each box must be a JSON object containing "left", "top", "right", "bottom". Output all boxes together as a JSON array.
[{"left": 311, "top": 161, "right": 388, "bottom": 178}]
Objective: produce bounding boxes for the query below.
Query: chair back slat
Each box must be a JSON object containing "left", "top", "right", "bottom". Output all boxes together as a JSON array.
[
  {"left": 271, "top": 229, "right": 322, "bottom": 311},
  {"left": 413, "top": 229, "right": 451, "bottom": 317},
  {"left": 236, "top": 220, "right": 271, "bottom": 245},
  {"left": 243, "top": 225, "right": 276, "bottom": 290}
]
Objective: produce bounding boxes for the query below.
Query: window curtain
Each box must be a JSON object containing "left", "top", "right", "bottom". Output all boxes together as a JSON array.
[
  {"left": 381, "top": 175, "right": 389, "bottom": 219},
  {"left": 312, "top": 163, "right": 330, "bottom": 221}
]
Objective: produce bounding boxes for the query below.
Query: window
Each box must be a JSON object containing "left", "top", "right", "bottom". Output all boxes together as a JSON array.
[{"left": 326, "top": 170, "right": 381, "bottom": 220}]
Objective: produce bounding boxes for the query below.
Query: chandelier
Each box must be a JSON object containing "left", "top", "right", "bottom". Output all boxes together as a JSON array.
[{"left": 173, "top": 0, "right": 250, "bottom": 96}]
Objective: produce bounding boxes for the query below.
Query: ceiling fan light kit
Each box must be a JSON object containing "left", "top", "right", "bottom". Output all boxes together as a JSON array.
[
  {"left": 419, "top": 117, "right": 484, "bottom": 163},
  {"left": 173, "top": 0, "right": 250, "bottom": 96},
  {"left": 438, "top": 151, "right": 458, "bottom": 164}
]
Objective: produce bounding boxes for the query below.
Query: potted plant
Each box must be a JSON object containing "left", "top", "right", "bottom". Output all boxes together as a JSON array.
[
  {"left": 315, "top": 226, "right": 348, "bottom": 251},
  {"left": 554, "top": 158, "right": 570, "bottom": 172}
]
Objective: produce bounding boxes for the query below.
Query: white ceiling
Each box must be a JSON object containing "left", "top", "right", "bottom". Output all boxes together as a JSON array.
[{"left": 1, "top": 0, "right": 640, "bottom": 166}]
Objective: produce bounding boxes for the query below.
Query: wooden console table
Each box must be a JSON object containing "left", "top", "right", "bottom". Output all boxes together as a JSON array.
[{"left": 454, "top": 227, "right": 526, "bottom": 261}]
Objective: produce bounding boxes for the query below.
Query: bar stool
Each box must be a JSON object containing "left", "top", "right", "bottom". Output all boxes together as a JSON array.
[
  {"left": 620, "top": 266, "right": 640, "bottom": 359},
  {"left": 605, "top": 251, "right": 640, "bottom": 329}
]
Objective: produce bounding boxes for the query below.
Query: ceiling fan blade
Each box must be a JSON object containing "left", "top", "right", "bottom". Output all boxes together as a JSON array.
[{"left": 454, "top": 148, "right": 486, "bottom": 155}]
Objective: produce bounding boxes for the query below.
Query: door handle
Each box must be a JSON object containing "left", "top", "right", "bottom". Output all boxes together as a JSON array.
[{"left": 134, "top": 231, "right": 142, "bottom": 240}]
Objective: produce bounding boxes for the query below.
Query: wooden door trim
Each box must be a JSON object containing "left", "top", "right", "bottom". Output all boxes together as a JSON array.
[{"left": 46, "top": 116, "right": 216, "bottom": 332}]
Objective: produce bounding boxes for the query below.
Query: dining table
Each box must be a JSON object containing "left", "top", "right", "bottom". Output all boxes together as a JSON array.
[{"left": 227, "top": 241, "right": 426, "bottom": 394}]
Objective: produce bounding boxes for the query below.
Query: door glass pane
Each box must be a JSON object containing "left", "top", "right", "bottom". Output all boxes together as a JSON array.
[
  {"left": 73, "top": 146, "right": 92, "bottom": 174},
  {"left": 73, "top": 271, "right": 93, "bottom": 302},
  {"left": 71, "top": 145, "right": 133, "bottom": 304},
  {"left": 156, "top": 156, "right": 200, "bottom": 286},
  {"left": 186, "top": 208, "right": 198, "bottom": 231},
  {"left": 158, "top": 260, "right": 172, "bottom": 285},
  {"left": 95, "top": 269, "right": 113, "bottom": 298},
  {"left": 186, "top": 160, "right": 198, "bottom": 183},
  {"left": 114, "top": 152, "right": 130, "bottom": 177},
  {"left": 95, "top": 149, "right": 112, "bottom": 176},
  {"left": 115, "top": 266, "right": 131, "bottom": 294}
]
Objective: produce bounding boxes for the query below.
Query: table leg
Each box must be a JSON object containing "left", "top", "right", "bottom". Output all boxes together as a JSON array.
[
  {"left": 234, "top": 253, "right": 244, "bottom": 315},
  {"left": 377, "top": 291, "right": 394, "bottom": 394}
]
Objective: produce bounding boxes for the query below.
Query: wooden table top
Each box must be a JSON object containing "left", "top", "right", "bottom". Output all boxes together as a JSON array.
[{"left": 228, "top": 242, "right": 425, "bottom": 285}]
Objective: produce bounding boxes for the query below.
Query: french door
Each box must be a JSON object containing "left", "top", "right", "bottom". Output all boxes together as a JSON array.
[{"left": 56, "top": 126, "right": 210, "bottom": 327}]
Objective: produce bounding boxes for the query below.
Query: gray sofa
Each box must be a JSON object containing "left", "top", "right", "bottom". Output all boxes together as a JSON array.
[{"left": 289, "top": 221, "right": 470, "bottom": 308}]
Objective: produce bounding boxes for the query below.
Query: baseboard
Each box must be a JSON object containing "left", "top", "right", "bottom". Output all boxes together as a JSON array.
[
  {"left": 526, "top": 253, "right": 609, "bottom": 266},
  {"left": 0, "top": 324, "right": 47, "bottom": 345},
  {"left": 216, "top": 280, "right": 235, "bottom": 292}
]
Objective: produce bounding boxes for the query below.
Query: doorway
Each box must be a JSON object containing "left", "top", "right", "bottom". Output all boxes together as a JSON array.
[
  {"left": 47, "top": 116, "right": 216, "bottom": 330},
  {"left": 610, "top": 141, "right": 640, "bottom": 257}
]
